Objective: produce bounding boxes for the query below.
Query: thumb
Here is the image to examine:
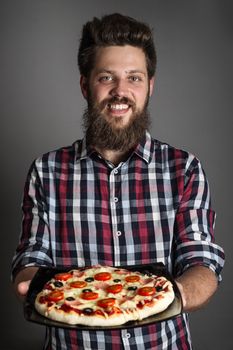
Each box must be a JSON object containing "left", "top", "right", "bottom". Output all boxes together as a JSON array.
[{"left": 17, "top": 280, "right": 31, "bottom": 297}]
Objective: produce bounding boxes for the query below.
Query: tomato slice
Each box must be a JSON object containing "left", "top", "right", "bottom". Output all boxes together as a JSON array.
[
  {"left": 54, "top": 272, "right": 73, "bottom": 281},
  {"left": 106, "top": 284, "right": 123, "bottom": 294},
  {"left": 80, "top": 292, "right": 99, "bottom": 300},
  {"left": 94, "top": 272, "right": 112, "bottom": 281},
  {"left": 69, "top": 281, "right": 87, "bottom": 288},
  {"left": 46, "top": 290, "right": 64, "bottom": 302},
  {"left": 97, "top": 298, "right": 116, "bottom": 308},
  {"left": 125, "top": 275, "right": 140, "bottom": 283},
  {"left": 137, "top": 287, "right": 156, "bottom": 296}
]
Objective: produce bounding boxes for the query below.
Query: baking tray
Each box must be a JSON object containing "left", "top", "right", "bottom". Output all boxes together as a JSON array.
[{"left": 24, "top": 263, "right": 182, "bottom": 330}]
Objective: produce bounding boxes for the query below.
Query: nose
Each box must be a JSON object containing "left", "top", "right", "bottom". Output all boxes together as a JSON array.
[{"left": 110, "top": 79, "right": 129, "bottom": 98}]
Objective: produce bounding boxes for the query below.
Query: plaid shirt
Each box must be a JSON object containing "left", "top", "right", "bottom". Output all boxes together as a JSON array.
[{"left": 12, "top": 131, "right": 225, "bottom": 350}]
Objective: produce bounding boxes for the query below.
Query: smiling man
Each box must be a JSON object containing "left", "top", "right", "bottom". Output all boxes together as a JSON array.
[{"left": 12, "top": 13, "right": 225, "bottom": 350}]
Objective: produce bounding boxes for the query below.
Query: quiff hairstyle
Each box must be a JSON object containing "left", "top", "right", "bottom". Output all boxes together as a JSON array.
[{"left": 78, "top": 13, "right": 157, "bottom": 79}]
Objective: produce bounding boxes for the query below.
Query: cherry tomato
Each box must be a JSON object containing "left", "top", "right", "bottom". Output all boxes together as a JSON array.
[
  {"left": 125, "top": 275, "right": 140, "bottom": 283},
  {"left": 106, "top": 284, "right": 123, "bottom": 294},
  {"left": 94, "top": 272, "right": 112, "bottom": 281},
  {"left": 137, "top": 287, "right": 156, "bottom": 296},
  {"left": 46, "top": 290, "right": 64, "bottom": 302},
  {"left": 80, "top": 292, "right": 99, "bottom": 300},
  {"left": 69, "top": 281, "right": 87, "bottom": 288},
  {"left": 54, "top": 272, "right": 73, "bottom": 281},
  {"left": 97, "top": 298, "right": 116, "bottom": 308}
]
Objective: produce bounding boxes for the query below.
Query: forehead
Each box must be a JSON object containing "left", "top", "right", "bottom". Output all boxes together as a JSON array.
[{"left": 93, "top": 45, "right": 148, "bottom": 73}]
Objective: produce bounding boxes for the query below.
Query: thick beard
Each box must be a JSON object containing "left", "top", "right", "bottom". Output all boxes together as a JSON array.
[{"left": 83, "top": 96, "right": 151, "bottom": 152}]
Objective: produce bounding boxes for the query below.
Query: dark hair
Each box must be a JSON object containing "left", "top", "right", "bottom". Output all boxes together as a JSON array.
[{"left": 78, "top": 13, "right": 157, "bottom": 79}]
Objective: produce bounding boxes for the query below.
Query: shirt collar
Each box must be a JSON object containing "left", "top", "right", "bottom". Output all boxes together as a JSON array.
[
  {"left": 74, "top": 130, "right": 155, "bottom": 164},
  {"left": 134, "top": 131, "right": 155, "bottom": 164},
  {"left": 74, "top": 137, "right": 96, "bottom": 161}
]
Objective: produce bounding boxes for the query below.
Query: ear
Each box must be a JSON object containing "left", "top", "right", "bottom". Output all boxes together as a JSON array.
[
  {"left": 80, "top": 75, "right": 88, "bottom": 99},
  {"left": 149, "top": 76, "right": 155, "bottom": 97}
]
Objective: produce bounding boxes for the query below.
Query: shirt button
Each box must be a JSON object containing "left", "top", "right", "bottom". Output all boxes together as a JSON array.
[
  {"left": 114, "top": 169, "right": 118, "bottom": 174},
  {"left": 113, "top": 197, "right": 118, "bottom": 203},
  {"left": 116, "top": 231, "right": 122, "bottom": 236},
  {"left": 125, "top": 333, "right": 131, "bottom": 339}
]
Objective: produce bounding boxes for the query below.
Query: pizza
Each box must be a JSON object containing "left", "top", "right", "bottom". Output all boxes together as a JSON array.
[{"left": 34, "top": 265, "right": 175, "bottom": 327}]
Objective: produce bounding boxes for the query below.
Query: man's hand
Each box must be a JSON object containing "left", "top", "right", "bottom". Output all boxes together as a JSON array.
[
  {"left": 175, "top": 265, "right": 218, "bottom": 312},
  {"left": 13, "top": 266, "right": 39, "bottom": 302}
]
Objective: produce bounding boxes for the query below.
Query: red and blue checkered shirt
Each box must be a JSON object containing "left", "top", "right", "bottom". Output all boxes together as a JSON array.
[{"left": 12, "top": 131, "right": 225, "bottom": 349}]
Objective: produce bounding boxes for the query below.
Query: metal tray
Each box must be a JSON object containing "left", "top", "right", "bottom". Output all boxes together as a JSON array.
[{"left": 24, "top": 263, "right": 182, "bottom": 330}]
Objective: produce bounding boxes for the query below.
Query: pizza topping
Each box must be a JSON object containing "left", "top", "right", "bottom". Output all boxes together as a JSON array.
[
  {"left": 85, "top": 277, "right": 94, "bottom": 283},
  {"left": 106, "top": 284, "right": 123, "bottom": 294},
  {"left": 106, "top": 306, "right": 123, "bottom": 316},
  {"left": 113, "top": 279, "right": 121, "bottom": 283},
  {"left": 137, "top": 286, "right": 156, "bottom": 296},
  {"left": 46, "top": 290, "right": 64, "bottom": 302},
  {"left": 65, "top": 296, "right": 75, "bottom": 301},
  {"left": 143, "top": 270, "right": 153, "bottom": 277},
  {"left": 94, "top": 272, "right": 112, "bottom": 281},
  {"left": 60, "top": 304, "right": 81, "bottom": 314},
  {"left": 82, "top": 288, "right": 92, "bottom": 293},
  {"left": 43, "top": 282, "right": 54, "bottom": 290},
  {"left": 80, "top": 291, "right": 99, "bottom": 300},
  {"left": 156, "top": 285, "right": 163, "bottom": 292},
  {"left": 97, "top": 298, "right": 116, "bottom": 308},
  {"left": 127, "top": 285, "right": 138, "bottom": 291},
  {"left": 94, "top": 309, "right": 105, "bottom": 317},
  {"left": 83, "top": 307, "right": 94, "bottom": 315},
  {"left": 53, "top": 281, "right": 63, "bottom": 288},
  {"left": 54, "top": 272, "right": 73, "bottom": 281},
  {"left": 142, "top": 277, "right": 155, "bottom": 285},
  {"left": 114, "top": 268, "right": 128, "bottom": 275},
  {"left": 72, "top": 270, "right": 85, "bottom": 278},
  {"left": 69, "top": 281, "right": 87, "bottom": 289},
  {"left": 125, "top": 275, "right": 140, "bottom": 283}
]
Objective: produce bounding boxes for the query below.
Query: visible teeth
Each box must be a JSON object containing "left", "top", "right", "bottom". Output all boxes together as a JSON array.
[{"left": 109, "top": 104, "right": 129, "bottom": 110}]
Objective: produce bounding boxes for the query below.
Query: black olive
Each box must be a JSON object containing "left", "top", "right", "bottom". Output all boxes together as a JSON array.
[
  {"left": 82, "top": 288, "right": 92, "bottom": 293},
  {"left": 128, "top": 286, "right": 137, "bottom": 291},
  {"left": 156, "top": 286, "right": 163, "bottom": 292},
  {"left": 83, "top": 308, "right": 94, "bottom": 315},
  {"left": 54, "top": 281, "right": 63, "bottom": 288},
  {"left": 85, "top": 277, "right": 94, "bottom": 282},
  {"left": 143, "top": 270, "right": 153, "bottom": 276},
  {"left": 113, "top": 279, "right": 121, "bottom": 283},
  {"left": 66, "top": 296, "right": 75, "bottom": 301}
]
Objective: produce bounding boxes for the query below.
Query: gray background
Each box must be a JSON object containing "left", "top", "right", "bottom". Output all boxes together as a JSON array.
[{"left": 1, "top": 0, "right": 232, "bottom": 349}]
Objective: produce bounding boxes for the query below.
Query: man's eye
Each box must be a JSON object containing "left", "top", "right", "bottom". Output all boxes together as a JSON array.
[
  {"left": 129, "top": 76, "right": 142, "bottom": 82},
  {"left": 99, "top": 76, "right": 113, "bottom": 82}
]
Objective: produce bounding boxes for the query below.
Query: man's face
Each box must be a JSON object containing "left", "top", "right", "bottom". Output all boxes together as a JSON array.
[{"left": 81, "top": 45, "right": 155, "bottom": 151}]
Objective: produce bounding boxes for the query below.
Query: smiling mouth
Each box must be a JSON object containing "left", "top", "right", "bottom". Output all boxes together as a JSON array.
[{"left": 107, "top": 103, "right": 129, "bottom": 111}]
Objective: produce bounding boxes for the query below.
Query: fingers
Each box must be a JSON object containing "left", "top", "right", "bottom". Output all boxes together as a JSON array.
[{"left": 17, "top": 280, "right": 31, "bottom": 297}]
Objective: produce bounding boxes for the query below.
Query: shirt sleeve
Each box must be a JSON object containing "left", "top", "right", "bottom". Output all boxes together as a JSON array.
[
  {"left": 173, "top": 156, "right": 225, "bottom": 282},
  {"left": 11, "top": 160, "right": 53, "bottom": 281}
]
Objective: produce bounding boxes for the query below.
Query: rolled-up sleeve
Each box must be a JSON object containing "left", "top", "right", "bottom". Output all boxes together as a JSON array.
[
  {"left": 11, "top": 160, "right": 53, "bottom": 281},
  {"left": 173, "top": 157, "right": 225, "bottom": 281}
]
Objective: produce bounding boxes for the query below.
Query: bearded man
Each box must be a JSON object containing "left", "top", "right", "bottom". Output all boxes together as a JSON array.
[{"left": 12, "top": 13, "right": 224, "bottom": 350}]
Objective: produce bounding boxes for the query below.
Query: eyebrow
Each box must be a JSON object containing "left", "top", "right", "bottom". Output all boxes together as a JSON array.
[{"left": 96, "top": 69, "right": 147, "bottom": 76}]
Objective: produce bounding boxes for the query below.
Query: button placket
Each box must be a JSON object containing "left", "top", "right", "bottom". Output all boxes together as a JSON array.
[
  {"left": 109, "top": 168, "right": 121, "bottom": 265},
  {"left": 121, "top": 329, "right": 131, "bottom": 347}
]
